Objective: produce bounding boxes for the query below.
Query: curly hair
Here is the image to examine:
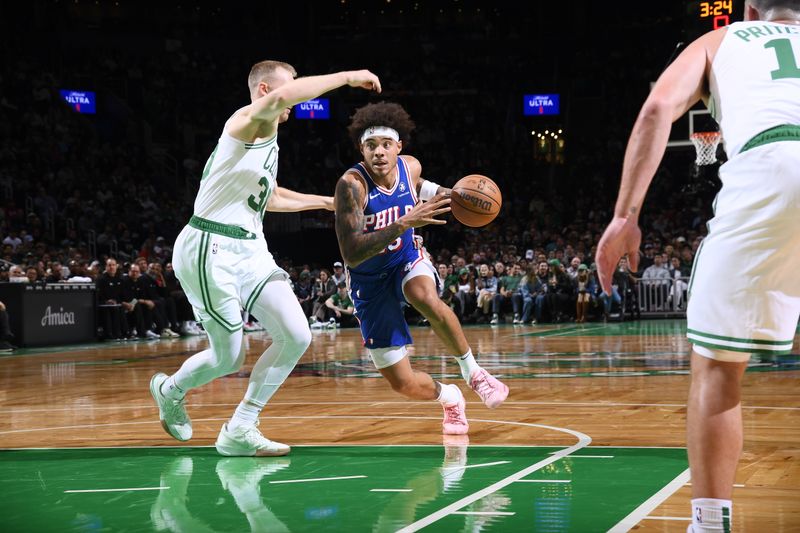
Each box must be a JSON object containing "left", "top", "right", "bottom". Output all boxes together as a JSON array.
[{"left": 347, "top": 102, "right": 415, "bottom": 149}]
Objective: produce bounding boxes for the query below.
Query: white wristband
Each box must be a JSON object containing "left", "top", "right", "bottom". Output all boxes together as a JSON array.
[{"left": 419, "top": 179, "right": 441, "bottom": 201}]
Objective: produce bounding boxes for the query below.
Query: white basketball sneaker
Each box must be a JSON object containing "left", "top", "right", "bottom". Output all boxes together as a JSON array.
[
  {"left": 215, "top": 421, "right": 291, "bottom": 457},
  {"left": 149, "top": 373, "right": 192, "bottom": 441}
]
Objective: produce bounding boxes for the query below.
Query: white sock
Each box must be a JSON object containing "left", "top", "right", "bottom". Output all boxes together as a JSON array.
[
  {"left": 436, "top": 383, "right": 461, "bottom": 407},
  {"left": 455, "top": 349, "right": 480, "bottom": 383},
  {"left": 690, "top": 498, "right": 732, "bottom": 532},
  {"left": 228, "top": 400, "right": 263, "bottom": 431},
  {"left": 161, "top": 375, "right": 185, "bottom": 400}
]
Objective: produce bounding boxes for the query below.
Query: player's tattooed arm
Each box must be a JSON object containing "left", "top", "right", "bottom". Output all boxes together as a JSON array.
[
  {"left": 335, "top": 173, "right": 451, "bottom": 268},
  {"left": 334, "top": 175, "right": 410, "bottom": 268}
]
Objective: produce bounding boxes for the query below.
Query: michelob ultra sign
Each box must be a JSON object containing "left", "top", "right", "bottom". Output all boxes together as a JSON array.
[
  {"left": 60, "top": 90, "right": 97, "bottom": 114},
  {"left": 523, "top": 94, "right": 559, "bottom": 116},
  {"left": 295, "top": 98, "right": 330, "bottom": 120}
]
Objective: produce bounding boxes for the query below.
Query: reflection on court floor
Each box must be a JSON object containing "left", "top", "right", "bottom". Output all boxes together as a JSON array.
[{"left": 0, "top": 445, "right": 688, "bottom": 532}]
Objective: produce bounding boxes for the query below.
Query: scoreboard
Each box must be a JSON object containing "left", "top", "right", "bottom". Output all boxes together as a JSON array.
[
  {"left": 699, "top": 0, "right": 735, "bottom": 30},
  {"left": 685, "top": 0, "right": 740, "bottom": 39}
]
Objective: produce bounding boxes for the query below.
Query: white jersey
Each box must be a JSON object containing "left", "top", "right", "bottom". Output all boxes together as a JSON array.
[
  {"left": 193, "top": 130, "right": 279, "bottom": 238},
  {"left": 709, "top": 21, "right": 800, "bottom": 157}
]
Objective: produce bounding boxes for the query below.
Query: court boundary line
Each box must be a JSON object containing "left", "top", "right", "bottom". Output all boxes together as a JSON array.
[
  {"left": 395, "top": 423, "right": 591, "bottom": 532},
  {"left": 441, "top": 460, "right": 510, "bottom": 470},
  {"left": 0, "top": 444, "right": 684, "bottom": 451},
  {"left": 607, "top": 467, "right": 691, "bottom": 532},
  {"left": 64, "top": 486, "right": 168, "bottom": 494},
  {"left": 268, "top": 475, "right": 366, "bottom": 485}
]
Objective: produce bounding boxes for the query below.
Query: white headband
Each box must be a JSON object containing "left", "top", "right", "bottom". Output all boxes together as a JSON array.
[{"left": 360, "top": 126, "right": 400, "bottom": 144}]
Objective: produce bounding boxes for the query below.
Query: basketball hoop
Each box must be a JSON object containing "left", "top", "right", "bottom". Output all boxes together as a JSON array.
[{"left": 690, "top": 132, "right": 721, "bottom": 165}]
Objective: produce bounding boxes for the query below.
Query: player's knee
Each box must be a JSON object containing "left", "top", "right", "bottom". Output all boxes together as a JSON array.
[
  {"left": 231, "top": 344, "right": 247, "bottom": 369},
  {"left": 276, "top": 322, "right": 312, "bottom": 355},
  {"left": 408, "top": 290, "right": 442, "bottom": 316},
  {"left": 217, "top": 346, "right": 245, "bottom": 374},
  {"left": 294, "top": 326, "right": 312, "bottom": 352}
]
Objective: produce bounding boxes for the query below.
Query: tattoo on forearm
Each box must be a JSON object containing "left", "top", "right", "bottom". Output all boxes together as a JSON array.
[
  {"left": 628, "top": 206, "right": 638, "bottom": 215},
  {"left": 334, "top": 178, "right": 406, "bottom": 267}
]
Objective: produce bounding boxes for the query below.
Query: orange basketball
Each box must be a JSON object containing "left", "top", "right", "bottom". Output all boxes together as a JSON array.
[{"left": 450, "top": 174, "right": 502, "bottom": 227}]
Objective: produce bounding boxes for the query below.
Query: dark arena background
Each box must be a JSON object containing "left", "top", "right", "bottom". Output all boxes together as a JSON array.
[{"left": 0, "top": 1, "right": 797, "bottom": 532}]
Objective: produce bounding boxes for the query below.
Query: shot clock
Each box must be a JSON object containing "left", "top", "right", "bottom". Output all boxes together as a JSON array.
[
  {"left": 700, "top": 0, "right": 735, "bottom": 29},
  {"left": 684, "top": 0, "right": 741, "bottom": 40}
]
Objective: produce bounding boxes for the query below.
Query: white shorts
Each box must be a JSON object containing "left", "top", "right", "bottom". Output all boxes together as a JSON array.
[
  {"left": 172, "top": 224, "right": 287, "bottom": 332},
  {"left": 687, "top": 141, "right": 800, "bottom": 361}
]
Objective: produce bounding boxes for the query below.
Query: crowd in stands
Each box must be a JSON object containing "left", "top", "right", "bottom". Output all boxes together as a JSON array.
[{"left": 0, "top": 2, "right": 714, "bottom": 348}]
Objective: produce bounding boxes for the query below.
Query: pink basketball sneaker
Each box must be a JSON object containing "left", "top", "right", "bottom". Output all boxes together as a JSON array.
[
  {"left": 442, "top": 393, "right": 469, "bottom": 435},
  {"left": 469, "top": 368, "right": 509, "bottom": 409}
]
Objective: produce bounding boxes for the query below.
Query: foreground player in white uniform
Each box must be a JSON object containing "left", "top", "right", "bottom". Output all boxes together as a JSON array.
[
  {"left": 149, "top": 60, "right": 381, "bottom": 456},
  {"left": 597, "top": 2, "right": 799, "bottom": 531}
]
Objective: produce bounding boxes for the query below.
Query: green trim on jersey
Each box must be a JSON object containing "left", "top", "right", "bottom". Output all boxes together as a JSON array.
[
  {"left": 198, "top": 232, "right": 243, "bottom": 332},
  {"left": 245, "top": 277, "right": 270, "bottom": 315},
  {"left": 189, "top": 215, "right": 258, "bottom": 240},
  {"left": 244, "top": 135, "right": 277, "bottom": 149},
  {"left": 686, "top": 237, "right": 706, "bottom": 298},
  {"left": 688, "top": 337, "right": 792, "bottom": 355},
  {"left": 687, "top": 328, "right": 793, "bottom": 346},
  {"left": 200, "top": 144, "right": 218, "bottom": 181},
  {"left": 740, "top": 124, "right": 800, "bottom": 154}
]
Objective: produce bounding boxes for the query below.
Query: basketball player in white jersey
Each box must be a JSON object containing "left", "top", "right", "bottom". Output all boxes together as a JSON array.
[
  {"left": 149, "top": 60, "right": 381, "bottom": 456},
  {"left": 596, "top": 2, "right": 799, "bottom": 530}
]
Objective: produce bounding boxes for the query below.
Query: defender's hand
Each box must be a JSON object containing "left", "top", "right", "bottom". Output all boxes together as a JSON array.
[{"left": 346, "top": 70, "right": 381, "bottom": 93}]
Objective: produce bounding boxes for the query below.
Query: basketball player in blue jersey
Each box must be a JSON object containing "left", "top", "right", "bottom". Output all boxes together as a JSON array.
[
  {"left": 334, "top": 102, "right": 509, "bottom": 435},
  {"left": 597, "top": 1, "right": 799, "bottom": 530}
]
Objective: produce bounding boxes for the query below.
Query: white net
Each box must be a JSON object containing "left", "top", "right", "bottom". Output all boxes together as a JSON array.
[{"left": 690, "top": 132, "right": 721, "bottom": 165}]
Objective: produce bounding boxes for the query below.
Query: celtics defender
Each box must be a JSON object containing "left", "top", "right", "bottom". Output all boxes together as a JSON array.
[
  {"left": 596, "top": 1, "right": 799, "bottom": 531},
  {"left": 150, "top": 61, "right": 381, "bottom": 456}
]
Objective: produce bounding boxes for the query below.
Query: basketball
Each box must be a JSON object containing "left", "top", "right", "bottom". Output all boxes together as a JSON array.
[{"left": 450, "top": 174, "right": 502, "bottom": 227}]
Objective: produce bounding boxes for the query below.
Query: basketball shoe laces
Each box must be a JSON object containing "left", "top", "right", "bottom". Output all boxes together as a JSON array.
[
  {"left": 164, "top": 396, "right": 190, "bottom": 425},
  {"left": 235, "top": 420, "right": 271, "bottom": 447},
  {"left": 443, "top": 402, "right": 466, "bottom": 427},
  {"left": 470, "top": 372, "right": 495, "bottom": 400}
]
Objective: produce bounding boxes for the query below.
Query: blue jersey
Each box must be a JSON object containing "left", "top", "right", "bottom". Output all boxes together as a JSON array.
[
  {"left": 347, "top": 157, "right": 418, "bottom": 277},
  {"left": 346, "top": 157, "right": 428, "bottom": 350}
]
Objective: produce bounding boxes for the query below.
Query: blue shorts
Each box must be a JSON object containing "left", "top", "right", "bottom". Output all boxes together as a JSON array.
[{"left": 349, "top": 250, "right": 433, "bottom": 349}]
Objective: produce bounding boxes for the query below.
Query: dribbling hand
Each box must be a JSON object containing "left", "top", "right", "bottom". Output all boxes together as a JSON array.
[{"left": 400, "top": 193, "right": 451, "bottom": 228}]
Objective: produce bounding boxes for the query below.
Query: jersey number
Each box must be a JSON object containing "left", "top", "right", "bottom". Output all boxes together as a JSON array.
[
  {"left": 765, "top": 38, "right": 800, "bottom": 80},
  {"left": 247, "top": 177, "right": 269, "bottom": 213}
]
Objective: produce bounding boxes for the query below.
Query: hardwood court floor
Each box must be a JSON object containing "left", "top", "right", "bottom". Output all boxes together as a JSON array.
[{"left": 0, "top": 319, "right": 797, "bottom": 532}]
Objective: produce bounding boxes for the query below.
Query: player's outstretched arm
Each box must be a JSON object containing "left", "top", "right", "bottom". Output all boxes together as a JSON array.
[
  {"left": 227, "top": 70, "right": 381, "bottom": 141},
  {"left": 334, "top": 173, "right": 451, "bottom": 268},
  {"left": 596, "top": 29, "right": 723, "bottom": 295},
  {"left": 266, "top": 187, "right": 333, "bottom": 212},
  {"left": 251, "top": 70, "right": 380, "bottom": 124}
]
